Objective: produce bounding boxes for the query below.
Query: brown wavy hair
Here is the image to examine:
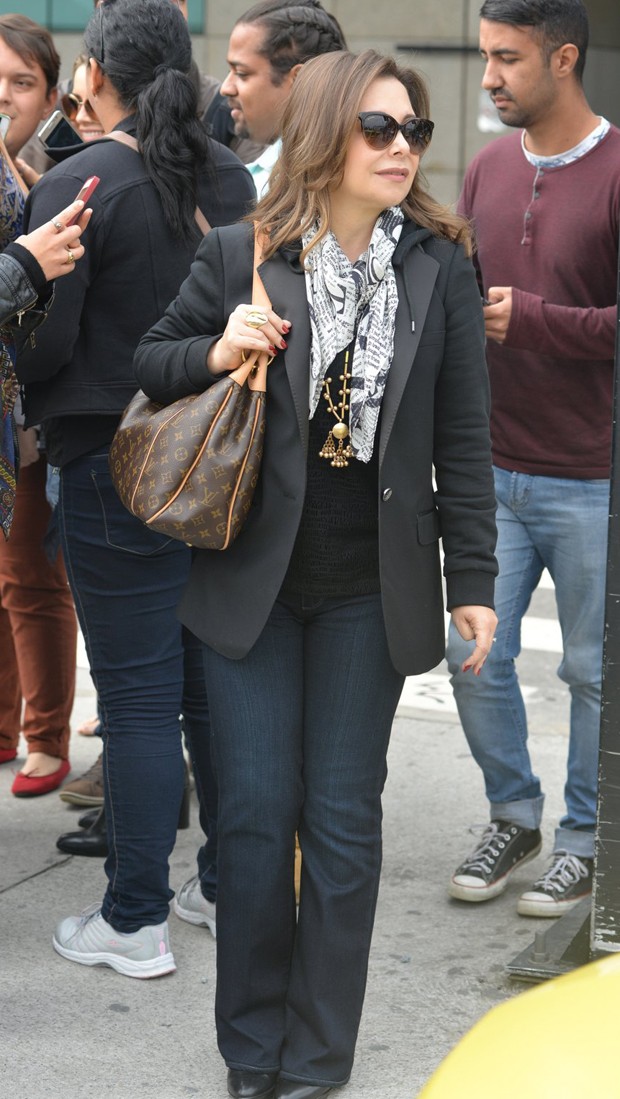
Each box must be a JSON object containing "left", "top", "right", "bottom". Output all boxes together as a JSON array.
[{"left": 253, "top": 49, "right": 472, "bottom": 262}]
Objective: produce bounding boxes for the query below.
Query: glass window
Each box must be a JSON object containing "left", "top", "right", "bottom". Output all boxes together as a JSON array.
[{"left": 3, "top": 1, "right": 204, "bottom": 35}]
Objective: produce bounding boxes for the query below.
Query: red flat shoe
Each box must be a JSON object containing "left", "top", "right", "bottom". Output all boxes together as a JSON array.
[
  {"left": 12, "top": 759, "right": 71, "bottom": 798},
  {"left": 0, "top": 748, "right": 18, "bottom": 764}
]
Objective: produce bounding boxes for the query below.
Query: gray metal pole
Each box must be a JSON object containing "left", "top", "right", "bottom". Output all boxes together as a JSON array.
[{"left": 591, "top": 238, "right": 620, "bottom": 953}]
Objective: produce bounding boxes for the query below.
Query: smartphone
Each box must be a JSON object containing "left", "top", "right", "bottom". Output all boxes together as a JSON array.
[
  {"left": 0, "top": 113, "right": 9, "bottom": 141},
  {"left": 37, "top": 110, "right": 83, "bottom": 152},
  {"left": 65, "top": 176, "right": 100, "bottom": 224}
]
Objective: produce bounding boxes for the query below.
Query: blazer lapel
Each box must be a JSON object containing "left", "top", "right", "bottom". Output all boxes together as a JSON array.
[
  {"left": 259, "top": 252, "right": 311, "bottom": 451},
  {"left": 379, "top": 245, "right": 439, "bottom": 466}
]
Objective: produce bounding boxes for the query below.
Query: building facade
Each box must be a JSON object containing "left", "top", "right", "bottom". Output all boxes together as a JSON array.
[{"left": 5, "top": 0, "right": 620, "bottom": 202}]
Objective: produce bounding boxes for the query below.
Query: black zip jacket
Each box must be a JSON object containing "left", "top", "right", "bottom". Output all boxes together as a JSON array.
[{"left": 16, "top": 117, "right": 255, "bottom": 464}]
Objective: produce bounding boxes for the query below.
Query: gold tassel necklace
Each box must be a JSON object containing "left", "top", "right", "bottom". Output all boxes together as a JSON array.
[{"left": 318, "top": 347, "right": 354, "bottom": 469}]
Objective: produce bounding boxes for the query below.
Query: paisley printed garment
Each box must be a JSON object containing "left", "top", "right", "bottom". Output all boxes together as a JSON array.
[{"left": 0, "top": 159, "right": 26, "bottom": 537}]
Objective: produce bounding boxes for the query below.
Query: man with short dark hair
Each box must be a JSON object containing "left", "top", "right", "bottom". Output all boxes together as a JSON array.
[{"left": 447, "top": 0, "right": 620, "bottom": 917}]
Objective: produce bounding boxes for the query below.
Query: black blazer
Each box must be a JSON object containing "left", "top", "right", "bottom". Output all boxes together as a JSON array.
[{"left": 134, "top": 220, "right": 497, "bottom": 676}]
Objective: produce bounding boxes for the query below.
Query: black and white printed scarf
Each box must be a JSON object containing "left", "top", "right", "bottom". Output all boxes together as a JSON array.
[{"left": 302, "top": 206, "right": 403, "bottom": 462}]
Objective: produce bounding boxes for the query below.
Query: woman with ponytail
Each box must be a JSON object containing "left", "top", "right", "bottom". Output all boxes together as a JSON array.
[{"left": 16, "top": 0, "right": 254, "bottom": 978}]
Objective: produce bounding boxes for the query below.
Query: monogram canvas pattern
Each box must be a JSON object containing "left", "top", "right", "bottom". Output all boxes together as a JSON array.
[{"left": 109, "top": 377, "right": 266, "bottom": 550}]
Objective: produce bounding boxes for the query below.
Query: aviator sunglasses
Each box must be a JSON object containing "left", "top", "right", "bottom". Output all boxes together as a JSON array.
[
  {"left": 62, "top": 92, "right": 99, "bottom": 122},
  {"left": 358, "top": 112, "right": 434, "bottom": 155}
]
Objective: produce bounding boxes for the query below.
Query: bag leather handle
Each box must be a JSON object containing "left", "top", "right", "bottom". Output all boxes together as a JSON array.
[{"left": 233, "top": 225, "right": 272, "bottom": 394}]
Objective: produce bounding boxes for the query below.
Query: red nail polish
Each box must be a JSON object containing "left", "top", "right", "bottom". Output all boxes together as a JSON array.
[
  {"left": 280, "top": 340, "right": 288, "bottom": 349},
  {"left": 268, "top": 345, "right": 277, "bottom": 354},
  {"left": 282, "top": 322, "right": 291, "bottom": 331}
]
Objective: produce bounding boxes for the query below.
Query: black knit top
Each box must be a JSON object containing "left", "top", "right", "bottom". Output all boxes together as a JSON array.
[{"left": 282, "top": 347, "right": 381, "bottom": 596}]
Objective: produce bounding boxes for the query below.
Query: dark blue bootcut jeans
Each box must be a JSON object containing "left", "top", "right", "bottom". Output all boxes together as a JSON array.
[{"left": 202, "top": 591, "right": 405, "bottom": 1087}]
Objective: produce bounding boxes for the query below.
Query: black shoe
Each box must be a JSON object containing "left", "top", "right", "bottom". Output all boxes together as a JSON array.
[
  {"left": 449, "top": 820, "right": 542, "bottom": 902},
  {"left": 227, "top": 1069, "right": 278, "bottom": 1099},
  {"left": 78, "top": 807, "right": 100, "bottom": 829},
  {"left": 56, "top": 807, "right": 108, "bottom": 857},
  {"left": 275, "top": 1084, "right": 333, "bottom": 1099},
  {"left": 518, "top": 849, "right": 593, "bottom": 917}
]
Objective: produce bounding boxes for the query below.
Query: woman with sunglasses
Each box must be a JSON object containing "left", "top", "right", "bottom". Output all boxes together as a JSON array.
[
  {"left": 136, "top": 50, "right": 497, "bottom": 1099},
  {"left": 63, "top": 54, "right": 105, "bottom": 143},
  {"left": 16, "top": 0, "right": 254, "bottom": 977}
]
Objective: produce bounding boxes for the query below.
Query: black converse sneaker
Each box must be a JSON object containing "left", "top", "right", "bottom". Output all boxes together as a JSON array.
[
  {"left": 517, "top": 849, "right": 593, "bottom": 917},
  {"left": 449, "top": 820, "right": 542, "bottom": 902}
]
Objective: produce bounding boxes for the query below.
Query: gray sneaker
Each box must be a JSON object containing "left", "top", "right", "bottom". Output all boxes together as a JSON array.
[
  {"left": 53, "top": 907, "right": 176, "bottom": 978},
  {"left": 518, "top": 850, "right": 593, "bottom": 917},
  {"left": 173, "top": 874, "right": 216, "bottom": 939}
]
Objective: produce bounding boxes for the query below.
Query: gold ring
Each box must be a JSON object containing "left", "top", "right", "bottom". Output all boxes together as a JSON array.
[
  {"left": 241, "top": 348, "right": 247, "bottom": 363},
  {"left": 65, "top": 249, "right": 75, "bottom": 264},
  {"left": 52, "top": 219, "right": 63, "bottom": 233},
  {"left": 245, "top": 309, "right": 268, "bottom": 329}
]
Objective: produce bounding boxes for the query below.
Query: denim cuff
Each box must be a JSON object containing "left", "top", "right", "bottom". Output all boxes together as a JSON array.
[
  {"left": 554, "top": 826, "right": 595, "bottom": 859},
  {"left": 490, "top": 794, "right": 545, "bottom": 832}
]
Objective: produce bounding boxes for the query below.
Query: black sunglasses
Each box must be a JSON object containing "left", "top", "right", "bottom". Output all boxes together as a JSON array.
[{"left": 358, "top": 112, "right": 434, "bottom": 154}]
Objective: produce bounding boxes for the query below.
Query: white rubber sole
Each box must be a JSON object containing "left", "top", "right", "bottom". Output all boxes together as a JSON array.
[
  {"left": 517, "top": 888, "right": 591, "bottom": 918},
  {"left": 52, "top": 936, "right": 177, "bottom": 978},
  {"left": 449, "top": 841, "right": 542, "bottom": 903}
]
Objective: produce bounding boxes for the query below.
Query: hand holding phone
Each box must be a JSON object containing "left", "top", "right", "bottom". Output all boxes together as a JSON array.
[{"left": 65, "top": 176, "right": 100, "bottom": 225}]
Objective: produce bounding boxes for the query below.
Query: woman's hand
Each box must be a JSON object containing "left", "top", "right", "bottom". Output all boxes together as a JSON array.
[
  {"left": 207, "top": 304, "right": 291, "bottom": 376},
  {"left": 451, "top": 605, "right": 498, "bottom": 676},
  {"left": 17, "top": 427, "right": 40, "bottom": 469},
  {"left": 15, "top": 199, "right": 93, "bottom": 282}
]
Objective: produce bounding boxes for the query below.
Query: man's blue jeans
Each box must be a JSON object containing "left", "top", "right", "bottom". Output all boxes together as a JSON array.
[
  {"left": 202, "top": 591, "right": 405, "bottom": 1087},
  {"left": 59, "top": 452, "right": 191, "bottom": 931},
  {"left": 447, "top": 466, "right": 608, "bottom": 859}
]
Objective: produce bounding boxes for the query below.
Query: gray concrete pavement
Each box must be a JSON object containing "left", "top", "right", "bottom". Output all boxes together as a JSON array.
[{"left": 0, "top": 656, "right": 568, "bottom": 1099}]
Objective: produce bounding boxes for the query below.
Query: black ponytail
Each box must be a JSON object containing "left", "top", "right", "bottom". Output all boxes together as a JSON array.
[{"left": 84, "top": 0, "right": 213, "bottom": 242}]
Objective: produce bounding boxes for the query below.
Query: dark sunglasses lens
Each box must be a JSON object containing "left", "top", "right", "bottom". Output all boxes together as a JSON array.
[
  {"left": 403, "top": 119, "right": 434, "bottom": 152},
  {"left": 61, "top": 94, "right": 78, "bottom": 120},
  {"left": 360, "top": 114, "right": 397, "bottom": 149}
]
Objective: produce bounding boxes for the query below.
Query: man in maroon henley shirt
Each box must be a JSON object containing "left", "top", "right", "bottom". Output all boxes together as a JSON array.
[{"left": 446, "top": 0, "right": 620, "bottom": 918}]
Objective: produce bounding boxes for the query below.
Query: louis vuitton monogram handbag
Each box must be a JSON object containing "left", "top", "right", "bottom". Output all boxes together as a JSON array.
[{"left": 109, "top": 229, "right": 271, "bottom": 551}]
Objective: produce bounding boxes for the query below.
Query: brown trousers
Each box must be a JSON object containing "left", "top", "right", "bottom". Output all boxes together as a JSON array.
[{"left": 0, "top": 457, "right": 77, "bottom": 758}]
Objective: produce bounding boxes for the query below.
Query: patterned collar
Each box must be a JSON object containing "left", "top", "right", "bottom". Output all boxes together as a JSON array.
[{"left": 521, "top": 117, "right": 610, "bottom": 170}]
